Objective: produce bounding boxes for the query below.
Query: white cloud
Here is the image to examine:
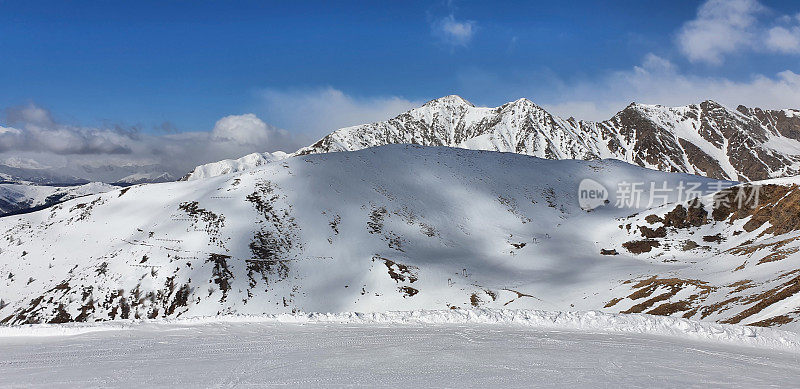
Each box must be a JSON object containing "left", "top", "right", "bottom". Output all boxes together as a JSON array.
[
  {"left": 638, "top": 52, "right": 676, "bottom": 73},
  {"left": 542, "top": 54, "right": 800, "bottom": 121},
  {"left": 0, "top": 104, "right": 306, "bottom": 181},
  {"left": 0, "top": 120, "right": 132, "bottom": 155},
  {"left": 432, "top": 14, "right": 475, "bottom": 47},
  {"left": 211, "top": 113, "right": 282, "bottom": 145},
  {"left": 677, "top": 0, "right": 764, "bottom": 64},
  {"left": 766, "top": 25, "right": 800, "bottom": 53},
  {"left": 539, "top": 1, "right": 800, "bottom": 117},
  {"left": 0, "top": 90, "right": 422, "bottom": 182},
  {"left": 257, "top": 87, "right": 422, "bottom": 138},
  {"left": 677, "top": 0, "right": 800, "bottom": 64},
  {"left": 5, "top": 103, "right": 55, "bottom": 127}
]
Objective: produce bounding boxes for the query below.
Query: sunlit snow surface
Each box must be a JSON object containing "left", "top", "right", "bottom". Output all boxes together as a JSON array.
[{"left": 1, "top": 310, "right": 799, "bottom": 388}]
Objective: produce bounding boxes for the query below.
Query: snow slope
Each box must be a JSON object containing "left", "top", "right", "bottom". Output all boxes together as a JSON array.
[
  {"left": 0, "top": 144, "right": 752, "bottom": 326},
  {"left": 182, "top": 151, "right": 289, "bottom": 181},
  {"left": 1, "top": 311, "right": 799, "bottom": 387}
]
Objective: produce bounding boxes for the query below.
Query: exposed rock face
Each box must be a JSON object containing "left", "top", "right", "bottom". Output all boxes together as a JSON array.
[
  {"left": 611, "top": 179, "right": 800, "bottom": 329},
  {"left": 295, "top": 96, "right": 800, "bottom": 182}
]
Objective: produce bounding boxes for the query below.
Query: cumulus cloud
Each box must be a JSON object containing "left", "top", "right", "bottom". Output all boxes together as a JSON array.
[
  {"left": 677, "top": 0, "right": 800, "bottom": 64},
  {"left": 677, "top": 0, "right": 764, "bottom": 64},
  {"left": 257, "top": 87, "right": 422, "bottom": 138},
  {"left": 0, "top": 104, "right": 306, "bottom": 182},
  {"left": 432, "top": 14, "right": 476, "bottom": 47},
  {"left": 211, "top": 113, "right": 285, "bottom": 145},
  {"left": 0, "top": 105, "right": 134, "bottom": 155},
  {"left": 5, "top": 103, "right": 55, "bottom": 126},
  {"left": 766, "top": 25, "right": 800, "bottom": 53},
  {"left": 0, "top": 89, "right": 420, "bottom": 182},
  {"left": 536, "top": 1, "right": 800, "bottom": 118},
  {"left": 541, "top": 53, "right": 800, "bottom": 121}
]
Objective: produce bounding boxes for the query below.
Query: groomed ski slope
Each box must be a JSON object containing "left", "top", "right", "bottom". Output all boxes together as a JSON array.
[{"left": 1, "top": 309, "right": 799, "bottom": 387}]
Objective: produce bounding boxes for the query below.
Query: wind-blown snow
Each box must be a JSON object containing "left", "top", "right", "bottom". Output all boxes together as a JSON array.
[{"left": 3, "top": 309, "right": 796, "bottom": 352}]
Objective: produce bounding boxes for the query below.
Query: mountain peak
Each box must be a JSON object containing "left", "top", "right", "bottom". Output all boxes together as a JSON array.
[
  {"left": 618, "top": 101, "right": 649, "bottom": 113},
  {"left": 699, "top": 99, "right": 725, "bottom": 109},
  {"left": 422, "top": 95, "right": 475, "bottom": 108},
  {"left": 509, "top": 97, "right": 543, "bottom": 109}
]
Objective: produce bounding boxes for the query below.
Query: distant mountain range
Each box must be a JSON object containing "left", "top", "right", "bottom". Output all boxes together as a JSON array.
[
  {"left": 300, "top": 96, "right": 800, "bottom": 180},
  {"left": 0, "top": 164, "right": 88, "bottom": 186},
  {"left": 189, "top": 95, "right": 800, "bottom": 182},
  {"left": 0, "top": 162, "right": 175, "bottom": 186},
  {"left": 0, "top": 182, "right": 116, "bottom": 216},
  {"left": 0, "top": 163, "right": 173, "bottom": 216}
]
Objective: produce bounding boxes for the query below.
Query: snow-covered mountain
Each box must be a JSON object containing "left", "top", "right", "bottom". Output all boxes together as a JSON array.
[
  {"left": 182, "top": 151, "right": 289, "bottom": 181},
  {"left": 0, "top": 162, "right": 170, "bottom": 214},
  {"left": 184, "top": 96, "right": 800, "bottom": 182},
  {"left": 0, "top": 182, "right": 116, "bottom": 216},
  {"left": 71, "top": 164, "right": 175, "bottom": 185},
  {"left": 0, "top": 162, "right": 175, "bottom": 186},
  {"left": 113, "top": 172, "right": 175, "bottom": 186},
  {"left": 292, "top": 96, "right": 800, "bottom": 181},
  {"left": 0, "top": 164, "right": 88, "bottom": 186},
  {"left": 3, "top": 145, "right": 799, "bottom": 331}
]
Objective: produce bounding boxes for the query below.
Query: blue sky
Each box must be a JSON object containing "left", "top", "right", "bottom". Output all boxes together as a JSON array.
[{"left": 1, "top": 0, "right": 799, "bottom": 175}]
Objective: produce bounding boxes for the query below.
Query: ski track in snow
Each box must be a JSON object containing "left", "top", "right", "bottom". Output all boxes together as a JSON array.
[{"left": 1, "top": 310, "right": 800, "bottom": 388}]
